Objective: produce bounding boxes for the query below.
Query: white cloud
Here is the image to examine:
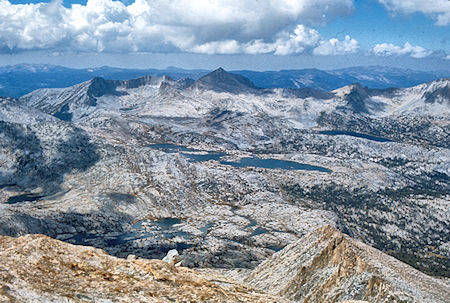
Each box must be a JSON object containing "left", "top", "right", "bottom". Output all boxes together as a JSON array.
[
  {"left": 378, "top": 0, "right": 450, "bottom": 26},
  {"left": 271, "top": 25, "right": 321, "bottom": 55},
  {"left": 0, "top": 0, "right": 356, "bottom": 55},
  {"left": 180, "top": 25, "right": 357, "bottom": 56},
  {"left": 313, "top": 35, "right": 359, "bottom": 56},
  {"left": 189, "top": 40, "right": 241, "bottom": 55},
  {"left": 372, "top": 42, "right": 433, "bottom": 58}
]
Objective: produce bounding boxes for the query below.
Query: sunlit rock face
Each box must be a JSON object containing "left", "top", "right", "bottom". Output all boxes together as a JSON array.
[{"left": 245, "top": 225, "right": 450, "bottom": 303}]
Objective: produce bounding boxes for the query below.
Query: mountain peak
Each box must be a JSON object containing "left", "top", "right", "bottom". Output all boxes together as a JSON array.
[
  {"left": 87, "top": 77, "right": 118, "bottom": 99},
  {"left": 212, "top": 67, "right": 226, "bottom": 74},
  {"left": 245, "top": 225, "right": 450, "bottom": 303},
  {"left": 340, "top": 83, "right": 371, "bottom": 114},
  {"left": 204, "top": 67, "right": 244, "bottom": 81},
  {"left": 423, "top": 78, "right": 450, "bottom": 104},
  {"left": 193, "top": 67, "right": 257, "bottom": 93}
]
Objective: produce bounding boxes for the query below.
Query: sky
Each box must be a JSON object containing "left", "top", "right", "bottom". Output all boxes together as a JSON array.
[{"left": 0, "top": 0, "right": 449, "bottom": 71}]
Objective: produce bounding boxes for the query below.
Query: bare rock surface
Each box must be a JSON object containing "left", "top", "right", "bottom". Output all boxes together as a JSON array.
[
  {"left": 245, "top": 225, "right": 450, "bottom": 303},
  {"left": 0, "top": 234, "right": 288, "bottom": 303}
]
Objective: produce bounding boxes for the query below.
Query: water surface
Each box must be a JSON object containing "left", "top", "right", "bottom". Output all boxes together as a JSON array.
[
  {"left": 6, "top": 193, "right": 43, "bottom": 204},
  {"left": 320, "top": 130, "right": 392, "bottom": 142},
  {"left": 221, "top": 157, "right": 331, "bottom": 172},
  {"left": 148, "top": 143, "right": 331, "bottom": 172}
]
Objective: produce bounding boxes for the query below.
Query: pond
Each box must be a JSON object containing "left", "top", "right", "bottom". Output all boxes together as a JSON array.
[
  {"left": 68, "top": 217, "right": 189, "bottom": 248},
  {"left": 148, "top": 143, "right": 331, "bottom": 172},
  {"left": 221, "top": 157, "right": 331, "bottom": 172},
  {"left": 6, "top": 193, "right": 43, "bottom": 204},
  {"left": 106, "top": 218, "right": 187, "bottom": 246},
  {"left": 319, "top": 130, "right": 392, "bottom": 142}
]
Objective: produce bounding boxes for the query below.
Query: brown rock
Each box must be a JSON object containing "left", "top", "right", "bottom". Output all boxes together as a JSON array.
[{"left": 0, "top": 234, "right": 288, "bottom": 303}]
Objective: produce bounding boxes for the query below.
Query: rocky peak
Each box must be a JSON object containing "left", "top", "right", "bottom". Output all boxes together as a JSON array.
[
  {"left": 117, "top": 75, "right": 176, "bottom": 90},
  {"left": 245, "top": 225, "right": 450, "bottom": 303},
  {"left": 343, "top": 83, "right": 371, "bottom": 114},
  {"left": 423, "top": 78, "right": 450, "bottom": 104},
  {"left": 192, "top": 67, "right": 257, "bottom": 93},
  {"left": 87, "top": 77, "right": 118, "bottom": 100}
]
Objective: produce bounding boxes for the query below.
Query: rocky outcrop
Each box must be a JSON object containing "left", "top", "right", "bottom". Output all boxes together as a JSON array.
[
  {"left": 245, "top": 225, "right": 450, "bottom": 303},
  {"left": 423, "top": 78, "right": 450, "bottom": 104},
  {"left": 0, "top": 234, "right": 287, "bottom": 303}
]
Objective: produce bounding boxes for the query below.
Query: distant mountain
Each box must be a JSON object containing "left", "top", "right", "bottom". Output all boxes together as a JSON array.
[
  {"left": 19, "top": 69, "right": 450, "bottom": 123},
  {"left": 235, "top": 68, "right": 349, "bottom": 90},
  {"left": 19, "top": 75, "right": 177, "bottom": 121},
  {"left": 1, "top": 64, "right": 449, "bottom": 98},
  {"left": 193, "top": 67, "right": 257, "bottom": 93},
  {"left": 0, "top": 64, "right": 208, "bottom": 98},
  {"left": 235, "top": 66, "right": 450, "bottom": 90}
]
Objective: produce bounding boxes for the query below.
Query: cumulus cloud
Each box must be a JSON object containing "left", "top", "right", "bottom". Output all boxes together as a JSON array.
[
  {"left": 313, "top": 35, "right": 359, "bottom": 56},
  {"left": 0, "top": 0, "right": 356, "bottom": 55},
  {"left": 188, "top": 40, "right": 241, "bottom": 55},
  {"left": 378, "top": 0, "right": 450, "bottom": 26},
  {"left": 372, "top": 42, "right": 433, "bottom": 58},
  {"left": 271, "top": 25, "right": 321, "bottom": 55},
  {"left": 187, "top": 25, "right": 321, "bottom": 55},
  {"left": 187, "top": 25, "right": 359, "bottom": 56}
]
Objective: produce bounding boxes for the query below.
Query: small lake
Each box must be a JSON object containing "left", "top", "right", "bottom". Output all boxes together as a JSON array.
[
  {"left": 221, "top": 157, "right": 331, "bottom": 172},
  {"left": 6, "top": 193, "right": 43, "bottom": 204},
  {"left": 148, "top": 143, "right": 331, "bottom": 173},
  {"left": 319, "top": 130, "right": 392, "bottom": 142},
  {"left": 69, "top": 217, "right": 192, "bottom": 248},
  {"left": 106, "top": 218, "right": 188, "bottom": 247}
]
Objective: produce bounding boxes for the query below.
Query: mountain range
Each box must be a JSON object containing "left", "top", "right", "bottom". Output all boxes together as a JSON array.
[
  {"left": 0, "top": 68, "right": 449, "bottom": 302},
  {"left": 1, "top": 63, "right": 449, "bottom": 98}
]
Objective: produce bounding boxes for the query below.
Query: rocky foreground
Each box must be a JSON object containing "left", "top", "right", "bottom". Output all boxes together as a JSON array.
[
  {"left": 0, "top": 233, "right": 286, "bottom": 303},
  {"left": 0, "top": 226, "right": 448, "bottom": 303}
]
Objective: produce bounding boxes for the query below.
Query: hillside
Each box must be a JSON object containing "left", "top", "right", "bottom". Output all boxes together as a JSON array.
[
  {"left": 245, "top": 225, "right": 450, "bottom": 303},
  {"left": 0, "top": 234, "right": 287, "bottom": 303}
]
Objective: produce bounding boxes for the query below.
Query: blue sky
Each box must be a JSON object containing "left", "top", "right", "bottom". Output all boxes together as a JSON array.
[
  {"left": 320, "top": 1, "right": 449, "bottom": 52},
  {"left": 1, "top": 0, "right": 449, "bottom": 70}
]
